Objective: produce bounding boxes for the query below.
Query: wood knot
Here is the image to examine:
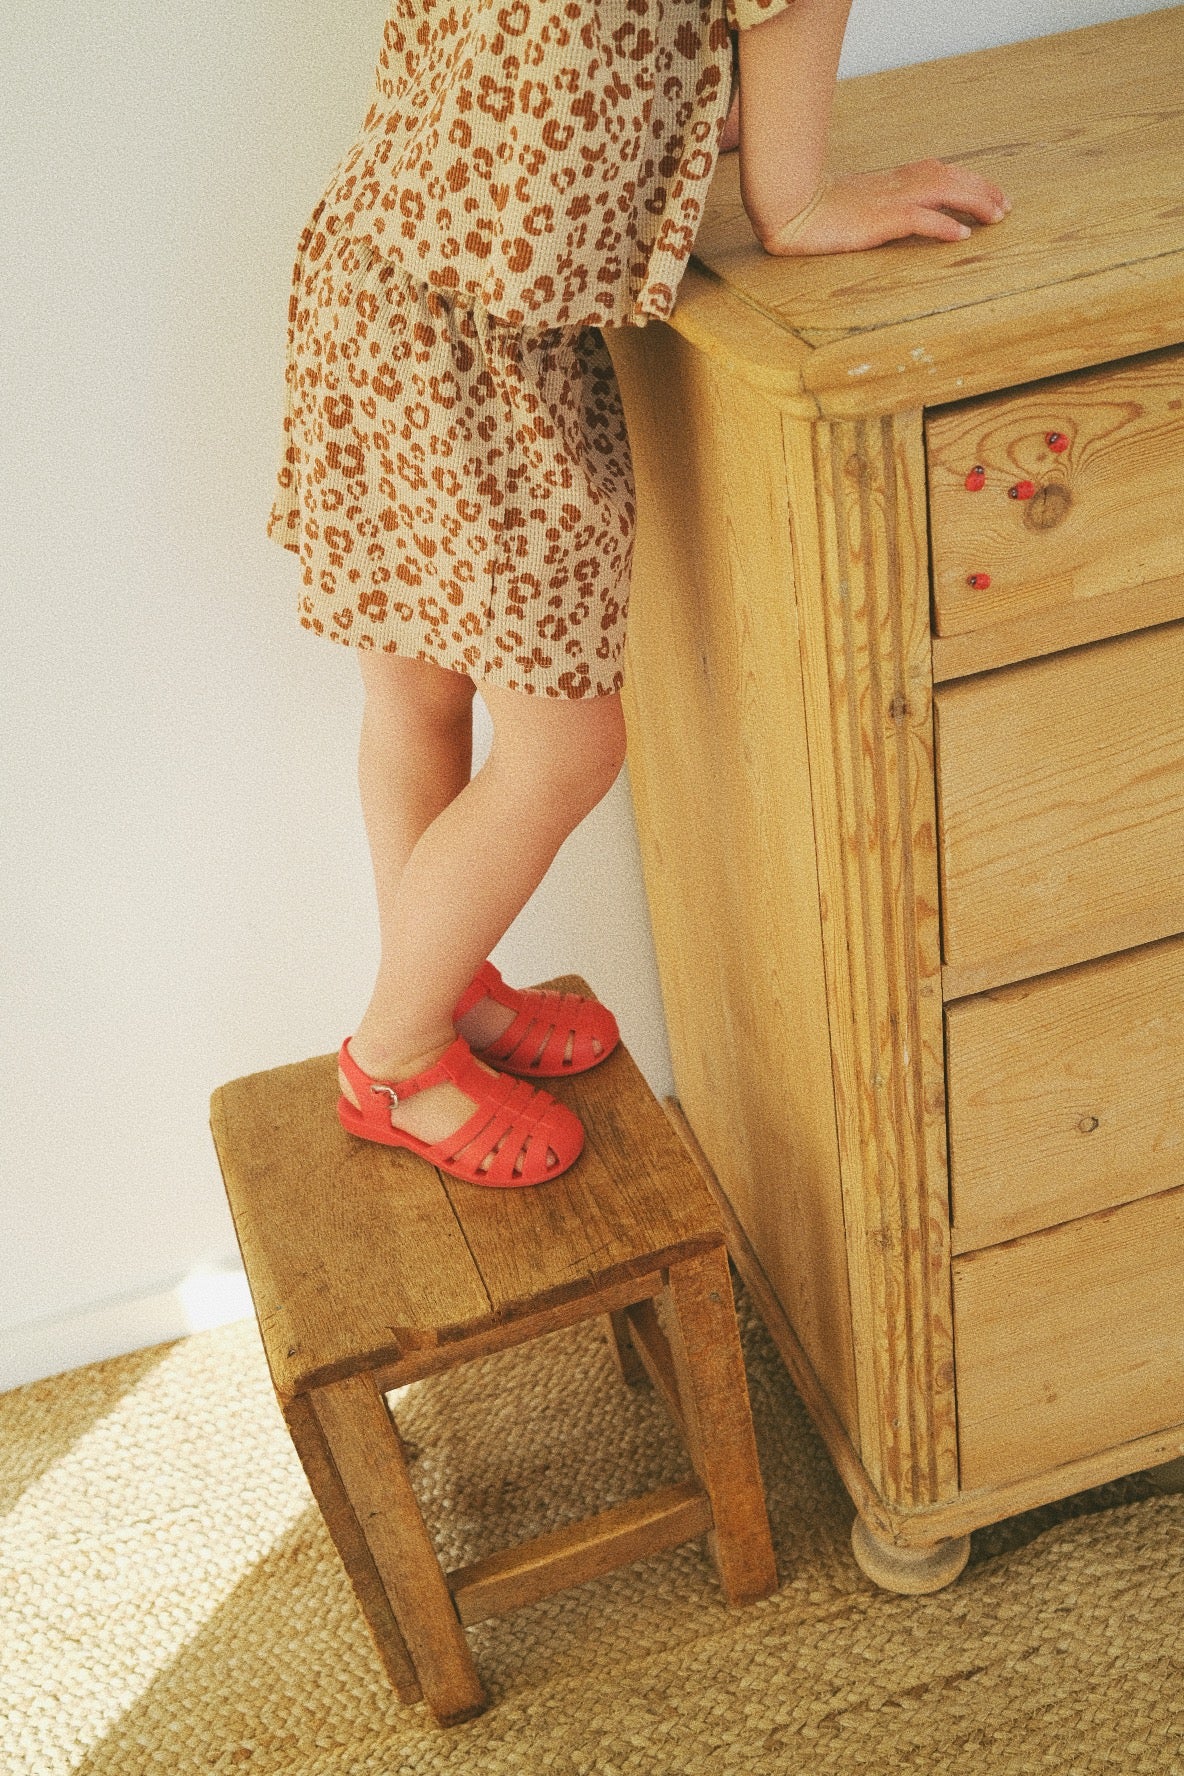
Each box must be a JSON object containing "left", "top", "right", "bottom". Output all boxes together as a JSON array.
[
  {"left": 1024, "top": 481, "right": 1072, "bottom": 532},
  {"left": 888, "top": 693, "right": 909, "bottom": 722},
  {"left": 1076, "top": 1114, "right": 1100, "bottom": 1135}
]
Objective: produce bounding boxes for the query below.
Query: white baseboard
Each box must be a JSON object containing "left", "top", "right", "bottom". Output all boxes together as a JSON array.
[{"left": 0, "top": 1265, "right": 255, "bottom": 1394}]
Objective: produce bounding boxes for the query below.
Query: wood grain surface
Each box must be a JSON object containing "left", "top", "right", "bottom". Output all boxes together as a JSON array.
[
  {"left": 282, "top": 1393, "right": 422, "bottom": 1705},
  {"left": 935, "top": 620, "right": 1184, "bottom": 991},
  {"left": 607, "top": 8, "right": 1184, "bottom": 1554},
  {"left": 212, "top": 1011, "right": 777, "bottom": 1712},
  {"left": 664, "top": 1249, "right": 779, "bottom": 1606},
  {"left": 620, "top": 1298, "right": 688, "bottom": 1442},
  {"left": 672, "top": 1091, "right": 1184, "bottom": 1545},
  {"left": 679, "top": 8, "right": 1184, "bottom": 415},
  {"left": 606, "top": 321, "right": 860, "bottom": 1454},
  {"left": 930, "top": 569, "right": 1184, "bottom": 681},
  {"left": 434, "top": 1013, "right": 721, "bottom": 1321},
  {"left": 209, "top": 979, "right": 723, "bottom": 1398},
  {"left": 209, "top": 1053, "right": 489, "bottom": 1400},
  {"left": 947, "top": 934, "right": 1184, "bottom": 1252},
  {"left": 954, "top": 1183, "right": 1184, "bottom": 1490},
  {"left": 609, "top": 321, "right": 958, "bottom": 1515},
  {"left": 926, "top": 347, "right": 1184, "bottom": 638},
  {"left": 782, "top": 404, "right": 958, "bottom": 1511},
  {"left": 446, "top": 1482, "right": 712, "bottom": 1626},
  {"left": 309, "top": 1372, "right": 487, "bottom": 1725}
]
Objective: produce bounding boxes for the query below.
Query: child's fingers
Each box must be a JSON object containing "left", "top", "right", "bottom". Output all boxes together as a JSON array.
[
  {"left": 757, "top": 162, "right": 1014, "bottom": 258},
  {"left": 903, "top": 158, "right": 1011, "bottom": 224},
  {"left": 895, "top": 201, "right": 979, "bottom": 244}
]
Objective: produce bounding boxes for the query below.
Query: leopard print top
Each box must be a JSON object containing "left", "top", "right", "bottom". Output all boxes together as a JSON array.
[{"left": 307, "top": 0, "right": 795, "bottom": 331}]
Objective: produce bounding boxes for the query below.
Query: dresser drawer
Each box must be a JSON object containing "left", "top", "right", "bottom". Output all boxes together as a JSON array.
[
  {"left": 954, "top": 1184, "right": 1184, "bottom": 1491},
  {"left": 934, "top": 619, "right": 1184, "bottom": 994},
  {"left": 925, "top": 349, "right": 1184, "bottom": 679},
  {"left": 947, "top": 935, "right": 1184, "bottom": 1254}
]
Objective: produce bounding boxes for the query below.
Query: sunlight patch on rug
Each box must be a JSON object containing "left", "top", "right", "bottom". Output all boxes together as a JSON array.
[{"left": 0, "top": 1321, "right": 310, "bottom": 1776}]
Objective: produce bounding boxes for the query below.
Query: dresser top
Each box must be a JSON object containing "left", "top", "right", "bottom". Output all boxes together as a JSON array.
[{"left": 679, "top": 6, "right": 1184, "bottom": 417}]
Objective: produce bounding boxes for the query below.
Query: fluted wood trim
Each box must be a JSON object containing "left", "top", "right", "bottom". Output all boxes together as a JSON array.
[{"left": 783, "top": 408, "right": 957, "bottom": 1507}]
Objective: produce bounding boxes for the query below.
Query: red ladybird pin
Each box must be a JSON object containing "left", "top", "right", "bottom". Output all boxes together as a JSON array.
[
  {"left": 967, "top": 572, "right": 991, "bottom": 589},
  {"left": 1009, "top": 480, "right": 1035, "bottom": 500},
  {"left": 1046, "top": 432, "right": 1068, "bottom": 452},
  {"left": 964, "top": 464, "right": 985, "bottom": 491}
]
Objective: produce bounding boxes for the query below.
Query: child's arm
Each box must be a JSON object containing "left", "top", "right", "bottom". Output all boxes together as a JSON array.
[{"left": 729, "top": 0, "right": 1011, "bottom": 255}]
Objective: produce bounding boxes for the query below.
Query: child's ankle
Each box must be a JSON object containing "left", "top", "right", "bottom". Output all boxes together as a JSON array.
[{"left": 349, "top": 1030, "right": 454, "bottom": 1081}]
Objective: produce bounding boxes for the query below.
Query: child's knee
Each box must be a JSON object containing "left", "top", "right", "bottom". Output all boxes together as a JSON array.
[
  {"left": 580, "top": 694, "right": 628, "bottom": 781},
  {"left": 540, "top": 749, "right": 623, "bottom": 830},
  {"left": 553, "top": 709, "right": 627, "bottom": 818},
  {"left": 486, "top": 685, "right": 627, "bottom": 814},
  {"left": 558, "top": 692, "right": 627, "bottom": 787}
]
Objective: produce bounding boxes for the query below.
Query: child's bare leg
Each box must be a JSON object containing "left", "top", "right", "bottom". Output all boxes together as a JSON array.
[
  {"left": 356, "top": 650, "right": 476, "bottom": 892},
  {"left": 354, "top": 651, "right": 550, "bottom": 1053},
  {"left": 354, "top": 650, "right": 477, "bottom": 1043},
  {"left": 339, "top": 659, "right": 628, "bottom": 1167}
]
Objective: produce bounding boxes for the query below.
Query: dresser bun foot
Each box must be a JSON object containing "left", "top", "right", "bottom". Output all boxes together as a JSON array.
[
  {"left": 850, "top": 1514, "right": 971, "bottom": 1594},
  {"left": 1145, "top": 1454, "right": 1184, "bottom": 1493}
]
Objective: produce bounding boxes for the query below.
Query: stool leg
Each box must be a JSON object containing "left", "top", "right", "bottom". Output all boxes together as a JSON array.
[
  {"left": 604, "top": 1309, "right": 648, "bottom": 1386},
  {"left": 309, "top": 1371, "right": 488, "bottom": 1726},
  {"left": 663, "top": 1246, "right": 778, "bottom": 1606},
  {"left": 283, "top": 1394, "right": 422, "bottom": 1705}
]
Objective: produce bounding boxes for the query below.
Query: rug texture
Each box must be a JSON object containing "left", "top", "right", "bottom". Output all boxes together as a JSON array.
[{"left": 2, "top": 1282, "right": 1182, "bottom": 1775}]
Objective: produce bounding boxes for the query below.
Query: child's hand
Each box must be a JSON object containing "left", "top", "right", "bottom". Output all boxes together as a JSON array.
[{"left": 761, "top": 159, "right": 1011, "bottom": 255}]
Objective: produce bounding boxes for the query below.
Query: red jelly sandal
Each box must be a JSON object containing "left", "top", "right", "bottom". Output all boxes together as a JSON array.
[
  {"left": 336, "top": 1032, "right": 584, "bottom": 1187},
  {"left": 451, "top": 960, "right": 620, "bottom": 1078}
]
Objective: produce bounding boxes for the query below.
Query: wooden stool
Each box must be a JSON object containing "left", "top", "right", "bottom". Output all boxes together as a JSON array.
[{"left": 208, "top": 976, "right": 777, "bottom": 1726}]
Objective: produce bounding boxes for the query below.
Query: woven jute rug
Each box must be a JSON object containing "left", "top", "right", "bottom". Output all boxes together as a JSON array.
[{"left": 3, "top": 1281, "right": 1182, "bottom": 1775}]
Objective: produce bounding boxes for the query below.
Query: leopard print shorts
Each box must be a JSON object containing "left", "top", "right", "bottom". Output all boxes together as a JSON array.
[{"left": 266, "top": 220, "right": 635, "bottom": 698}]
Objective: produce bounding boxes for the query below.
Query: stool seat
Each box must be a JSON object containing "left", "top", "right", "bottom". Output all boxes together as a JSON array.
[{"left": 210, "top": 976, "right": 776, "bottom": 1726}]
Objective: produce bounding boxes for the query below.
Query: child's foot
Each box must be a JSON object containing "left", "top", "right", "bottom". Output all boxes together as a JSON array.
[
  {"left": 456, "top": 991, "right": 604, "bottom": 1067},
  {"left": 453, "top": 965, "right": 615, "bottom": 1071},
  {"left": 338, "top": 1035, "right": 562, "bottom": 1172},
  {"left": 453, "top": 993, "right": 520, "bottom": 1053}
]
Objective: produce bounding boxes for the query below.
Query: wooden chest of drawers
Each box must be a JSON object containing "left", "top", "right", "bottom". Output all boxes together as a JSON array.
[{"left": 607, "top": 7, "right": 1184, "bottom": 1589}]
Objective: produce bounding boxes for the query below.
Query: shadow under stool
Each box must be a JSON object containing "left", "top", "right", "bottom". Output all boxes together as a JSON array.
[{"left": 208, "top": 975, "right": 778, "bottom": 1726}]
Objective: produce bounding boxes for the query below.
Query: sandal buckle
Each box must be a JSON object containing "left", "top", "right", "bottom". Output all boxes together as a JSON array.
[{"left": 370, "top": 1084, "right": 400, "bottom": 1106}]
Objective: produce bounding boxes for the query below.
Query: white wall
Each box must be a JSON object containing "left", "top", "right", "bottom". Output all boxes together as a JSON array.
[
  {"left": 2, "top": 0, "right": 1165, "bottom": 1390},
  {"left": 831, "top": 0, "right": 1172, "bottom": 68}
]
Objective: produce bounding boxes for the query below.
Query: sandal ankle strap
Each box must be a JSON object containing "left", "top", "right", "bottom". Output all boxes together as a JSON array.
[
  {"left": 339, "top": 1034, "right": 475, "bottom": 1105},
  {"left": 451, "top": 959, "right": 503, "bottom": 1025}
]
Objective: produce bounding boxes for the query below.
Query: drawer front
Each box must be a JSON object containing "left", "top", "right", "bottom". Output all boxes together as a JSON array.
[
  {"left": 925, "top": 348, "right": 1184, "bottom": 645},
  {"left": 954, "top": 1185, "right": 1184, "bottom": 1491},
  {"left": 947, "top": 935, "right": 1184, "bottom": 1254},
  {"left": 934, "top": 620, "right": 1184, "bottom": 988}
]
